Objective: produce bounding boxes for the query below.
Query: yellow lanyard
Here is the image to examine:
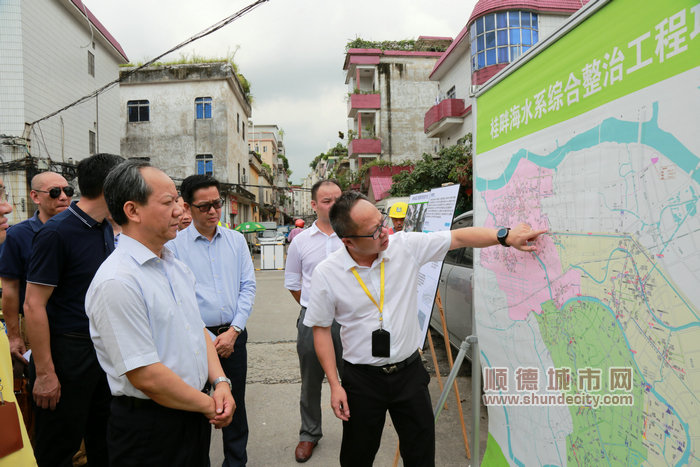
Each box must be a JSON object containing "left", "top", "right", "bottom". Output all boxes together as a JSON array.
[{"left": 350, "top": 260, "right": 385, "bottom": 328}]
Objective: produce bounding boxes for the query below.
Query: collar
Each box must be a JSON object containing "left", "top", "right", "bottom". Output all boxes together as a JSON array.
[
  {"left": 309, "top": 220, "right": 337, "bottom": 238},
  {"left": 67, "top": 201, "right": 100, "bottom": 228},
  {"left": 118, "top": 234, "right": 169, "bottom": 266},
  {"left": 188, "top": 223, "right": 222, "bottom": 242},
  {"left": 340, "top": 237, "right": 393, "bottom": 271},
  {"left": 28, "top": 211, "right": 43, "bottom": 232}
]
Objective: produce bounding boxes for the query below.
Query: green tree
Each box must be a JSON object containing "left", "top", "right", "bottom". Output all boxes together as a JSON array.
[{"left": 389, "top": 134, "right": 473, "bottom": 214}]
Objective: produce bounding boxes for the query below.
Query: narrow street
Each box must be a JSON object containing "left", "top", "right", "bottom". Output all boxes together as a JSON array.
[{"left": 210, "top": 266, "right": 488, "bottom": 466}]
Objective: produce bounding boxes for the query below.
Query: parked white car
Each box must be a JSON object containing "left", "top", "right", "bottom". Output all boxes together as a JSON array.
[{"left": 429, "top": 211, "right": 474, "bottom": 360}]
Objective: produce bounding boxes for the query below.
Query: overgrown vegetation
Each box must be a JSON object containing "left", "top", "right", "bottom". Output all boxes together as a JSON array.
[
  {"left": 389, "top": 135, "right": 473, "bottom": 214},
  {"left": 346, "top": 37, "right": 450, "bottom": 53},
  {"left": 121, "top": 50, "right": 253, "bottom": 102}
]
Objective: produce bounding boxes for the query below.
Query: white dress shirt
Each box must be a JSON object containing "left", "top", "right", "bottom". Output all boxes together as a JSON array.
[
  {"left": 304, "top": 230, "right": 451, "bottom": 366},
  {"left": 86, "top": 234, "right": 209, "bottom": 398},
  {"left": 284, "top": 221, "right": 343, "bottom": 308}
]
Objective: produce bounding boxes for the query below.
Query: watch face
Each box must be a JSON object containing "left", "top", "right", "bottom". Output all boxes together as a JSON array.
[{"left": 497, "top": 227, "right": 508, "bottom": 239}]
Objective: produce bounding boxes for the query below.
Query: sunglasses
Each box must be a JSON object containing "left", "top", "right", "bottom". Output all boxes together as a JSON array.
[
  {"left": 343, "top": 215, "right": 389, "bottom": 240},
  {"left": 34, "top": 186, "right": 75, "bottom": 199},
  {"left": 191, "top": 197, "right": 224, "bottom": 213}
]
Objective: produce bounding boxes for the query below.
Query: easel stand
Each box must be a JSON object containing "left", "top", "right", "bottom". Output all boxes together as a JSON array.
[{"left": 434, "top": 334, "right": 481, "bottom": 467}]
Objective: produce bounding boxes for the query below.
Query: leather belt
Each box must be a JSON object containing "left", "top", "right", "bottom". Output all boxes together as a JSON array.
[
  {"left": 206, "top": 325, "right": 231, "bottom": 335},
  {"left": 347, "top": 350, "right": 421, "bottom": 375}
]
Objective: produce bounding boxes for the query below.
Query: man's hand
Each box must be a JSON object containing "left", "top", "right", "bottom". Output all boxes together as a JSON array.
[
  {"left": 209, "top": 384, "right": 235, "bottom": 429},
  {"left": 214, "top": 328, "right": 238, "bottom": 358},
  {"left": 33, "top": 370, "right": 61, "bottom": 410},
  {"left": 507, "top": 223, "right": 547, "bottom": 252},
  {"left": 330, "top": 383, "right": 350, "bottom": 421},
  {"left": 9, "top": 335, "right": 28, "bottom": 365}
]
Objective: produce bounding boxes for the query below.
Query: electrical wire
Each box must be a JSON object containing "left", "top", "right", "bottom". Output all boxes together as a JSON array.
[{"left": 30, "top": 0, "right": 269, "bottom": 126}]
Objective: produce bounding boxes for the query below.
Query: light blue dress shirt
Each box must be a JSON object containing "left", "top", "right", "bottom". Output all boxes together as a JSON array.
[
  {"left": 167, "top": 225, "right": 256, "bottom": 329},
  {"left": 86, "top": 234, "right": 209, "bottom": 398}
]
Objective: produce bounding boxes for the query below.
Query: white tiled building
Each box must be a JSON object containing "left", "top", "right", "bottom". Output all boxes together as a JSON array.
[{"left": 0, "top": 0, "right": 127, "bottom": 221}]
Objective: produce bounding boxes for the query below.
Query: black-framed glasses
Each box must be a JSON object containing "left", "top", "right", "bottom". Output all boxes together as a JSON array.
[
  {"left": 344, "top": 215, "right": 389, "bottom": 240},
  {"left": 34, "top": 186, "right": 74, "bottom": 199},
  {"left": 191, "top": 197, "right": 224, "bottom": 213}
]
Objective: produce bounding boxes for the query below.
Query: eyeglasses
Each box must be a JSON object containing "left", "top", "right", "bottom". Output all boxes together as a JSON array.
[
  {"left": 191, "top": 197, "right": 224, "bottom": 213},
  {"left": 34, "top": 186, "right": 74, "bottom": 199},
  {"left": 343, "top": 215, "right": 389, "bottom": 240},
  {"left": 0, "top": 184, "right": 8, "bottom": 202}
]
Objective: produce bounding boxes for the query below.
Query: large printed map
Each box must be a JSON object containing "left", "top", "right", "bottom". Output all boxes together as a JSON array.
[{"left": 475, "top": 63, "right": 699, "bottom": 466}]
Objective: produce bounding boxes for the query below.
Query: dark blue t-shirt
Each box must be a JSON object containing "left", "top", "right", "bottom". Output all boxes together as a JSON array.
[
  {"left": 0, "top": 211, "right": 43, "bottom": 309},
  {"left": 26, "top": 202, "right": 114, "bottom": 334}
]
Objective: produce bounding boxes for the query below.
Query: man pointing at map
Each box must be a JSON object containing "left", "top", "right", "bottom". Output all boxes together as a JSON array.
[{"left": 304, "top": 191, "right": 545, "bottom": 466}]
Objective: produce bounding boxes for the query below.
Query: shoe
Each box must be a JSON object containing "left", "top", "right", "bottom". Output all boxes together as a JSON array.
[{"left": 295, "top": 440, "right": 318, "bottom": 463}]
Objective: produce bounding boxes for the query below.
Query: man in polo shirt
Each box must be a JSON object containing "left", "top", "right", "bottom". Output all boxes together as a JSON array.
[
  {"left": 305, "top": 191, "right": 546, "bottom": 467},
  {"left": 168, "top": 174, "right": 256, "bottom": 467},
  {"left": 24, "top": 153, "right": 124, "bottom": 466},
  {"left": 284, "top": 179, "right": 344, "bottom": 462},
  {"left": 0, "top": 171, "right": 72, "bottom": 368},
  {"left": 86, "top": 161, "right": 234, "bottom": 465}
]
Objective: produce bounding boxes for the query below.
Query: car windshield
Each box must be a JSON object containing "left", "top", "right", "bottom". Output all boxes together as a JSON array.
[{"left": 261, "top": 230, "right": 277, "bottom": 238}]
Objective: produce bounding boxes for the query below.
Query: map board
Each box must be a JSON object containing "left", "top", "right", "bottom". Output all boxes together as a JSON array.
[{"left": 473, "top": 0, "right": 700, "bottom": 465}]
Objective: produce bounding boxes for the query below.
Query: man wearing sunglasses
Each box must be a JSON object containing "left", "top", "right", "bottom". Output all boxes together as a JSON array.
[
  {"left": 0, "top": 172, "right": 72, "bottom": 371},
  {"left": 24, "top": 154, "right": 124, "bottom": 466},
  {"left": 304, "top": 191, "right": 546, "bottom": 467},
  {"left": 168, "top": 174, "right": 256, "bottom": 467}
]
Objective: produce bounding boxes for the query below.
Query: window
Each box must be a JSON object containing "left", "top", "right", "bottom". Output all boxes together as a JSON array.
[
  {"left": 127, "top": 100, "right": 149, "bottom": 122},
  {"left": 89, "top": 130, "right": 96, "bottom": 154},
  {"left": 88, "top": 51, "right": 95, "bottom": 76},
  {"left": 196, "top": 154, "right": 213, "bottom": 176},
  {"left": 263, "top": 146, "right": 267, "bottom": 153},
  {"left": 195, "top": 97, "right": 212, "bottom": 119},
  {"left": 237, "top": 113, "right": 240, "bottom": 133},
  {"left": 470, "top": 11, "right": 538, "bottom": 71},
  {"left": 446, "top": 86, "right": 456, "bottom": 99},
  {"left": 242, "top": 122, "right": 245, "bottom": 140}
]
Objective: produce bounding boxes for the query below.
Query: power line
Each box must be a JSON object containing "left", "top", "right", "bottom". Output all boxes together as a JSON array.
[{"left": 30, "top": 0, "right": 269, "bottom": 126}]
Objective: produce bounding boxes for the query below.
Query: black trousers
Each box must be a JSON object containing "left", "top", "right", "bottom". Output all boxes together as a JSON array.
[
  {"left": 219, "top": 328, "right": 248, "bottom": 467},
  {"left": 108, "top": 396, "right": 211, "bottom": 466},
  {"left": 339, "top": 357, "right": 435, "bottom": 467},
  {"left": 29, "top": 333, "right": 112, "bottom": 467}
]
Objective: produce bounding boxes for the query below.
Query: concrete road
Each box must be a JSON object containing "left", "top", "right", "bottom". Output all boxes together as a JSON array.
[{"left": 210, "top": 268, "right": 488, "bottom": 466}]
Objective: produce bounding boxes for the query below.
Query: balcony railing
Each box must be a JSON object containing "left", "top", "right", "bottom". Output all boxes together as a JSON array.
[
  {"left": 424, "top": 98, "right": 467, "bottom": 134},
  {"left": 348, "top": 93, "right": 380, "bottom": 117},
  {"left": 349, "top": 138, "right": 381, "bottom": 156}
]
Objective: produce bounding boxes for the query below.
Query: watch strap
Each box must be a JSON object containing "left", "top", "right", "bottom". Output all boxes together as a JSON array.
[{"left": 212, "top": 376, "right": 232, "bottom": 391}]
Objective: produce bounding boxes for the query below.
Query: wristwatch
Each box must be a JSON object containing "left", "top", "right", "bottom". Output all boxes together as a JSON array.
[
  {"left": 497, "top": 227, "right": 511, "bottom": 247},
  {"left": 212, "top": 376, "right": 232, "bottom": 391},
  {"left": 231, "top": 325, "right": 242, "bottom": 334}
]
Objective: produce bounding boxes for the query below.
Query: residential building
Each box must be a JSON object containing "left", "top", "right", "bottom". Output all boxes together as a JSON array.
[
  {"left": 119, "top": 62, "right": 255, "bottom": 226},
  {"left": 425, "top": 0, "right": 588, "bottom": 150},
  {"left": 0, "top": 0, "right": 127, "bottom": 221},
  {"left": 247, "top": 124, "right": 291, "bottom": 224},
  {"left": 343, "top": 37, "right": 452, "bottom": 172}
]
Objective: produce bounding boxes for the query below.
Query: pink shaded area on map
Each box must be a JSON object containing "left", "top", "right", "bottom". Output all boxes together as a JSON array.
[{"left": 480, "top": 159, "right": 581, "bottom": 320}]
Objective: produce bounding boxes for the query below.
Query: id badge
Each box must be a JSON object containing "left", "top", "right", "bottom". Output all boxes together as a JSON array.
[{"left": 371, "top": 328, "right": 391, "bottom": 357}]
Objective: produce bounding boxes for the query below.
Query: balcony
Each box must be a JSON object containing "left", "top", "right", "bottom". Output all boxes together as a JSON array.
[
  {"left": 348, "top": 93, "right": 380, "bottom": 118},
  {"left": 424, "top": 98, "right": 470, "bottom": 137},
  {"left": 349, "top": 138, "right": 381, "bottom": 157}
]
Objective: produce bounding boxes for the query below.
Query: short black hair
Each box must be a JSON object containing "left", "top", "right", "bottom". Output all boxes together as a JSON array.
[
  {"left": 77, "top": 153, "right": 124, "bottom": 199},
  {"left": 311, "top": 179, "right": 341, "bottom": 201},
  {"left": 104, "top": 160, "right": 152, "bottom": 225},
  {"left": 329, "top": 190, "right": 367, "bottom": 238},
  {"left": 180, "top": 175, "right": 220, "bottom": 204}
]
